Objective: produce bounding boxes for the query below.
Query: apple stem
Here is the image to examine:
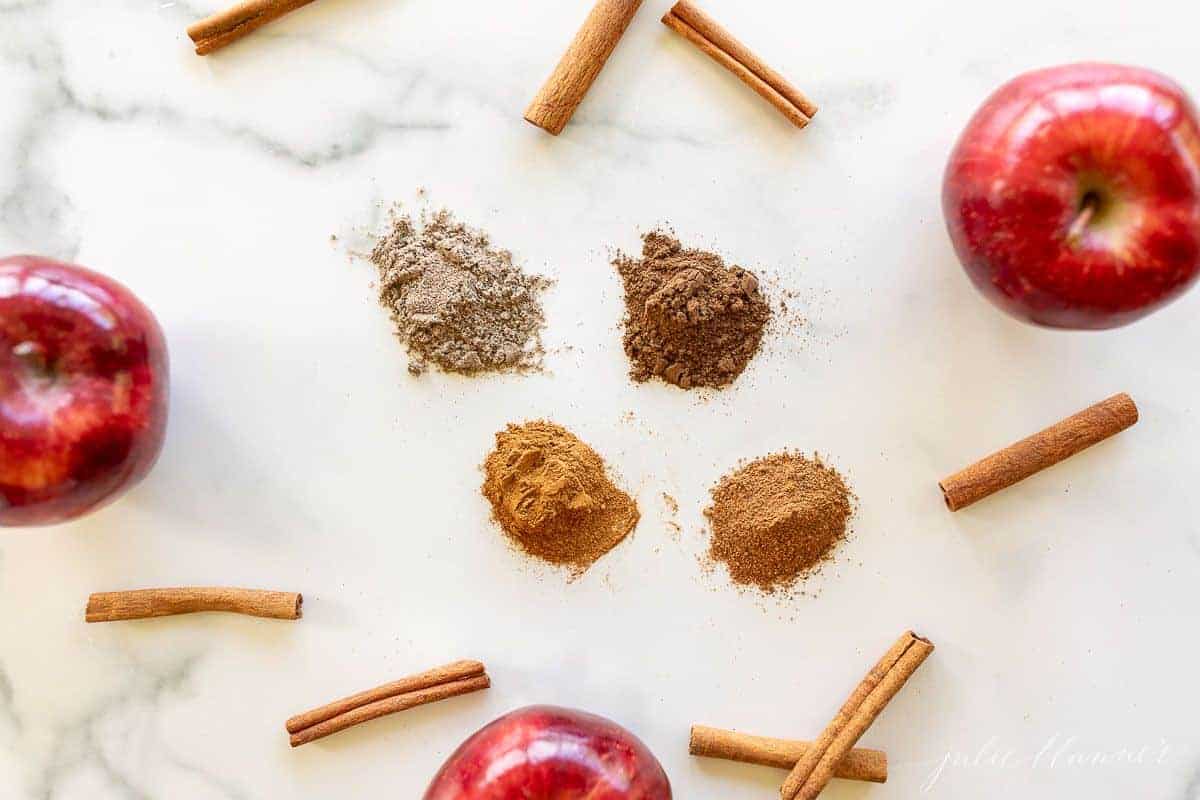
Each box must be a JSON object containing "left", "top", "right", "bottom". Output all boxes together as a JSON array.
[
  {"left": 12, "top": 342, "right": 50, "bottom": 378},
  {"left": 1067, "top": 195, "right": 1100, "bottom": 246}
]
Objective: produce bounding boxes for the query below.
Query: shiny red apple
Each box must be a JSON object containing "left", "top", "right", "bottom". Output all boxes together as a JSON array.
[
  {"left": 943, "top": 63, "right": 1200, "bottom": 328},
  {"left": 424, "top": 705, "right": 672, "bottom": 800},
  {"left": 0, "top": 256, "right": 168, "bottom": 526}
]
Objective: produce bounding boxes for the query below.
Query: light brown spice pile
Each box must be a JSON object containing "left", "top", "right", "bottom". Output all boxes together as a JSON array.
[
  {"left": 482, "top": 421, "right": 639, "bottom": 576},
  {"left": 614, "top": 230, "right": 771, "bottom": 389},
  {"left": 371, "top": 209, "right": 549, "bottom": 376},
  {"left": 705, "top": 452, "right": 853, "bottom": 593}
]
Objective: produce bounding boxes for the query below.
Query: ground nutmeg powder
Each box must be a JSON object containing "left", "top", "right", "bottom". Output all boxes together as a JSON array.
[
  {"left": 705, "top": 452, "right": 854, "bottom": 593},
  {"left": 482, "top": 421, "right": 639, "bottom": 576}
]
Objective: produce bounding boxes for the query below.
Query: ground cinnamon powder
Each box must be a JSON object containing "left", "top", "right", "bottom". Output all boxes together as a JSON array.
[
  {"left": 614, "top": 230, "right": 771, "bottom": 389},
  {"left": 482, "top": 421, "right": 639, "bottom": 575},
  {"left": 705, "top": 452, "right": 853, "bottom": 593}
]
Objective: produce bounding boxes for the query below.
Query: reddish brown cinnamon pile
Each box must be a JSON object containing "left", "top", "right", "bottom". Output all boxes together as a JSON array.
[
  {"left": 614, "top": 230, "right": 771, "bottom": 389},
  {"left": 482, "top": 421, "right": 639, "bottom": 576},
  {"left": 705, "top": 452, "right": 853, "bottom": 593}
]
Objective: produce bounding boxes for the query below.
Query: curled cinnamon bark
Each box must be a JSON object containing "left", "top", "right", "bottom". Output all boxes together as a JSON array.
[
  {"left": 286, "top": 660, "right": 486, "bottom": 734},
  {"left": 689, "top": 726, "right": 887, "bottom": 783},
  {"left": 85, "top": 588, "right": 302, "bottom": 622},
  {"left": 662, "top": 0, "right": 817, "bottom": 127},
  {"left": 939, "top": 393, "right": 1138, "bottom": 511},
  {"left": 187, "top": 0, "right": 318, "bottom": 56},
  {"left": 524, "top": 0, "right": 645, "bottom": 135},
  {"left": 780, "top": 631, "right": 933, "bottom": 800},
  {"left": 287, "top": 661, "right": 490, "bottom": 747}
]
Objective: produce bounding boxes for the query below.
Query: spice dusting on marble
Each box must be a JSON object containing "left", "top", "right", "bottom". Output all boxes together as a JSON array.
[
  {"left": 371, "top": 209, "right": 549, "bottom": 376},
  {"left": 663, "top": 492, "right": 681, "bottom": 539}
]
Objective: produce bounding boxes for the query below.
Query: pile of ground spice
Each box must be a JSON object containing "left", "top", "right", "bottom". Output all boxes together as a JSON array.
[
  {"left": 481, "top": 421, "right": 639, "bottom": 576},
  {"left": 705, "top": 452, "right": 853, "bottom": 593},
  {"left": 613, "top": 230, "right": 771, "bottom": 389},
  {"left": 371, "top": 209, "right": 549, "bottom": 376}
]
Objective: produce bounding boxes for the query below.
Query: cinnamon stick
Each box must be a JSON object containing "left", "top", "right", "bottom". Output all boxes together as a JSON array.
[
  {"left": 662, "top": 1, "right": 817, "bottom": 128},
  {"left": 187, "top": 0, "right": 317, "bottom": 56},
  {"left": 287, "top": 662, "right": 490, "bottom": 747},
  {"left": 939, "top": 393, "right": 1139, "bottom": 511},
  {"left": 85, "top": 588, "right": 302, "bottom": 622},
  {"left": 689, "top": 726, "right": 887, "bottom": 783},
  {"left": 780, "top": 631, "right": 933, "bottom": 800},
  {"left": 524, "top": 0, "right": 644, "bottom": 135},
  {"left": 286, "top": 660, "right": 486, "bottom": 734}
]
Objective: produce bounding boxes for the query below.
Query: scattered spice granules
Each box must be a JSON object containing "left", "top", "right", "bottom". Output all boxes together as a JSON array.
[
  {"left": 371, "top": 208, "right": 549, "bottom": 376},
  {"left": 662, "top": 492, "right": 681, "bottom": 540},
  {"left": 613, "top": 230, "right": 771, "bottom": 389},
  {"left": 482, "top": 421, "right": 639, "bottom": 576},
  {"left": 705, "top": 452, "right": 853, "bottom": 593}
]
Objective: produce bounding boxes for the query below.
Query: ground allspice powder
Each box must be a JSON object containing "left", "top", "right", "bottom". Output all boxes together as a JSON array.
[
  {"left": 482, "top": 421, "right": 639, "bottom": 576},
  {"left": 705, "top": 452, "right": 853, "bottom": 593},
  {"left": 614, "top": 230, "right": 771, "bottom": 389}
]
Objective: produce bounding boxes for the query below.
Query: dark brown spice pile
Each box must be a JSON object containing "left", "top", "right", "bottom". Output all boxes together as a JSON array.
[
  {"left": 481, "top": 421, "right": 640, "bottom": 576},
  {"left": 613, "top": 230, "right": 771, "bottom": 389},
  {"left": 705, "top": 452, "right": 853, "bottom": 593}
]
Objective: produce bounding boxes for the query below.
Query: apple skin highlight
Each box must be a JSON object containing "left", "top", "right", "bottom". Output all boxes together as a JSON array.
[
  {"left": 423, "top": 705, "right": 672, "bottom": 800},
  {"left": 0, "top": 255, "right": 169, "bottom": 526},
  {"left": 943, "top": 63, "right": 1200, "bottom": 329}
]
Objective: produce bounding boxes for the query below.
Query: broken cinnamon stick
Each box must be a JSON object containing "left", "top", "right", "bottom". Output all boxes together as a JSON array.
[
  {"left": 186, "top": 0, "right": 317, "bottom": 56},
  {"left": 781, "top": 631, "right": 933, "bottom": 800},
  {"left": 939, "top": 393, "right": 1139, "bottom": 511},
  {"left": 662, "top": 0, "right": 816, "bottom": 128},
  {"left": 287, "top": 662, "right": 490, "bottom": 747},
  {"left": 524, "top": 0, "right": 644, "bottom": 135},
  {"left": 85, "top": 588, "right": 302, "bottom": 622},
  {"left": 689, "top": 725, "right": 887, "bottom": 783}
]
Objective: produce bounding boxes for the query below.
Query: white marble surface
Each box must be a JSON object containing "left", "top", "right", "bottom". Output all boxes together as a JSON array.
[{"left": 2, "top": 0, "right": 1199, "bottom": 797}]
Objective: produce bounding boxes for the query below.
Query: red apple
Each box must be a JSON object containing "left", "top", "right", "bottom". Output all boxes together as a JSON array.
[
  {"left": 424, "top": 705, "right": 671, "bottom": 800},
  {"left": 943, "top": 63, "right": 1200, "bottom": 328},
  {"left": 0, "top": 256, "right": 168, "bottom": 526}
]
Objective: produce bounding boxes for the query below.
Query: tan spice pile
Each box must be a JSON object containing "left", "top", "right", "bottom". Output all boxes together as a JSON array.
[
  {"left": 614, "top": 230, "right": 771, "bottom": 389},
  {"left": 371, "top": 209, "right": 549, "bottom": 376},
  {"left": 705, "top": 452, "right": 853, "bottom": 593},
  {"left": 482, "top": 421, "right": 639, "bottom": 576}
]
